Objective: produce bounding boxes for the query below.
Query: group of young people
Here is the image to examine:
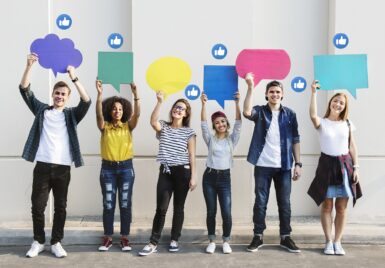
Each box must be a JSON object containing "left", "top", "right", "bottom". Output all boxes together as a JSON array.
[{"left": 20, "top": 53, "right": 361, "bottom": 259}]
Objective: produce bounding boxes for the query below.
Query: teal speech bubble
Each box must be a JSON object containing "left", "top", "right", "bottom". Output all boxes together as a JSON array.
[
  {"left": 314, "top": 54, "right": 368, "bottom": 98},
  {"left": 98, "top": 52, "right": 133, "bottom": 92}
]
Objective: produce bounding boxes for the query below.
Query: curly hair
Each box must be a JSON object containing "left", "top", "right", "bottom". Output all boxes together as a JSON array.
[
  {"left": 168, "top": 98, "right": 191, "bottom": 127},
  {"left": 102, "top": 96, "right": 132, "bottom": 123}
]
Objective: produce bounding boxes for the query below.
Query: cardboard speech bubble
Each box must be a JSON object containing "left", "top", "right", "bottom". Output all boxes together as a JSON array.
[
  {"left": 146, "top": 57, "right": 191, "bottom": 96},
  {"left": 203, "top": 65, "right": 238, "bottom": 108},
  {"left": 98, "top": 52, "right": 133, "bottom": 92},
  {"left": 30, "top": 34, "right": 82, "bottom": 76},
  {"left": 235, "top": 49, "right": 291, "bottom": 87},
  {"left": 314, "top": 54, "right": 368, "bottom": 98}
]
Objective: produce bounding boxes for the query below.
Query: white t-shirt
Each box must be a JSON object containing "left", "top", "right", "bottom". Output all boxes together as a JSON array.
[
  {"left": 318, "top": 118, "right": 356, "bottom": 156},
  {"left": 35, "top": 109, "right": 73, "bottom": 166},
  {"left": 257, "top": 110, "right": 281, "bottom": 168}
]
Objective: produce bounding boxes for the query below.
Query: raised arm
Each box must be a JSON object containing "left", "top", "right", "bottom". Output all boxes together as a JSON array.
[
  {"left": 128, "top": 82, "right": 141, "bottom": 131},
  {"left": 95, "top": 80, "right": 105, "bottom": 131},
  {"left": 234, "top": 90, "right": 241, "bottom": 120},
  {"left": 20, "top": 53, "right": 38, "bottom": 89},
  {"left": 309, "top": 80, "right": 321, "bottom": 128},
  {"left": 67, "top": 66, "right": 90, "bottom": 102},
  {"left": 200, "top": 92, "right": 207, "bottom": 121},
  {"left": 243, "top": 72, "right": 254, "bottom": 117},
  {"left": 150, "top": 91, "right": 163, "bottom": 132}
]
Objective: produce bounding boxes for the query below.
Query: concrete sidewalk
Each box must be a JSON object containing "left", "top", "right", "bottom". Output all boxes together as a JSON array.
[{"left": 1, "top": 217, "right": 384, "bottom": 246}]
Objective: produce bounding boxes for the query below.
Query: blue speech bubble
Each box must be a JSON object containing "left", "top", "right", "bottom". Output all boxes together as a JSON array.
[
  {"left": 211, "top": 44, "right": 227, "bottom": 60},
  {"left": 291, "top": 76, "right": 307, "bottom": 92},
  {"left": 185, "top": 84, "right": 201, "bottom": 100},
  {"left": 108, "top": 33, "right": 123, "bottom": 49},
  {"left": 203, "top": 65, "right": 238, "bottom": 108},
  {"left": 56, "top": 14, "right": 72, "bottom": 30},
  {"left": 333, "top": 33, "right": 349, "bottom": 49},
  {"left": 314, "top": 54, "right": 368, "bottom": 98}
]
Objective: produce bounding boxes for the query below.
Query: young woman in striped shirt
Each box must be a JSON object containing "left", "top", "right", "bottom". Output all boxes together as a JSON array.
[{"left": 139, "top": 91, "right": 196, "bottom": 256}]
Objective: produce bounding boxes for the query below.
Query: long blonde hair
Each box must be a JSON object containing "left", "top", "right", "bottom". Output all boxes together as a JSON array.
[{"left": 323, "top": 92, "right": 349, "bottom": 120}]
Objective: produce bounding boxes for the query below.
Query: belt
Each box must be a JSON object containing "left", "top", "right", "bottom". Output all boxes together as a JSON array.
[
  {"left": 207, "top": 167, "right": 230, "bottom": 174},
  {"left": 102, "top": 159, "right": 132, "bottom": 167}
]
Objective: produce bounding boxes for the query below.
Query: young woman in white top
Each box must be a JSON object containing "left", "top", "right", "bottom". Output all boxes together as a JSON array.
[
  {"left": 308, "top": 80, "right": 362, "bottom": 256},
  {"left": 200, "top": 91, "right": 241, "bottom": 254}
]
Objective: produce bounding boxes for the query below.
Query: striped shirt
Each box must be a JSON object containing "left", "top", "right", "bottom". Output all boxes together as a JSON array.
[{"left": 156, "top": 120, "right": 196, "bottom": 167}]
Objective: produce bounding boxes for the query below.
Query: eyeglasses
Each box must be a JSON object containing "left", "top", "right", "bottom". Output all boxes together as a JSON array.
[{"left": 173, "top": 105, "right": 186, "bottom": 112}]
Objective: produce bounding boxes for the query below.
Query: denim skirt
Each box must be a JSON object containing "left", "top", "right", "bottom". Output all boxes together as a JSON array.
[{"left": 326, "top": 167, "right": 352, "bottom": 198}]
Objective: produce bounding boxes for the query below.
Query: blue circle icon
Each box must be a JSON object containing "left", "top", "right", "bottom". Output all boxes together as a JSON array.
[
  {"left": 333, "top": 33, "right": 349, "bottom": 49},
  {"left": 185, "top": 84, "right": 201, "bottom": 100},
  {"left": 56, "top": 14, "right": 72, "bottom": 30},
  {"left": 108, "top": 33, "right": 124, "bottom": 49},
  {"left": 291, "top": 76, "right": 307, "bottom": 92},
  {"left": 211, "top": 44, "right": 227, "bottom": 60}
]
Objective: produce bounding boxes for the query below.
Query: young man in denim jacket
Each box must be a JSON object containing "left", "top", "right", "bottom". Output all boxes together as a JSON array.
[
  {"left": 243, "top": 73, "right": 302, "bottom": 253},
  {"left": 20, "top": 53, "right": 91, "bottom": 258}
]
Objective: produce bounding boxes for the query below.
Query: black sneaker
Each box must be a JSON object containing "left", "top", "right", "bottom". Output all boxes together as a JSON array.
[
  {"left": 280, "top": 236, "right": 301, "bottom": 253},
  {"left": 247, "top": 236, "right": 263, "bottom": 252}
]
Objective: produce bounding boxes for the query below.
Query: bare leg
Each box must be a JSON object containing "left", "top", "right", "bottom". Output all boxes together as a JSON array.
[
  {"left": 334, "top": 197, "right": 348, "bottom": 242},
  {"left": 321, "top": 198, "right": 334, "bottom": 242}
]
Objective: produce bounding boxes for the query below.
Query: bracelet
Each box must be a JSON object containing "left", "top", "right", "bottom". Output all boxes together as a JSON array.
[
  {"left": 134, "top": 98, "right": 140, "bottom": 101},
  {"left": 72, "top": 77, "right": 79, "bottom": 83},
  {"left": 295, "top": 162, "right": 302, "bottom": 168},
  {"left": 353, "top": 164, "right": 360, "bottom": 170}
]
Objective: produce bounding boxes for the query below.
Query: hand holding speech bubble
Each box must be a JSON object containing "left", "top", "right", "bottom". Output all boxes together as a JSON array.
[
  {"left": 235, "top": 49, "right": 291, "bottom": 87},
  {"left": 30, "top": 34, "right": 82, "bottom": 77},
  {"left": 146, "top": 57, "right": 191, "bottom": 97},
  {"left": 98, "top": 52, "right": 133, "bottom": 92},
  {"left": 314, "top": 54, "right": 368, "bottom": 98},
  {"left": 203, "top": 65, "right": 238, "bottom": 108}
]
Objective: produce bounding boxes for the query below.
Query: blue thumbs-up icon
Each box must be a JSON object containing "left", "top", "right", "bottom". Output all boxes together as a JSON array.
[
  {"left": 56, "top": 14, "right": 72, "bottom": 30},
  {"left": 291, "top": 76, "right": 307, "bottom": 92},
  {"left": 108, "top": 33, "right": 124, "bottom": 49},
  {"left": 333, "top": 33, "right": 349, "bottom": 49},
  {"left": 212, "top": 44, "right": 227, "bottom": 60}
]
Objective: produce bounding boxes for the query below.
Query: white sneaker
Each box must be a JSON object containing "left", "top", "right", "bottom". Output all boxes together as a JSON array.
[
  {"left": 26, "top": 241, "right": 45, "bottom": 258},
  {"left": 138, "top": 243, "right": 157, "bottom": 256},
  {"left": 334, "top": 242, "right": 346, "bottom": 255},
  {"left": 206, "top": 242, "right": 216, "bottom": 254},
  {"left": 222, "top": 241, "right": 232, "bottom": 254},
  {"left": 323, "top": 241, "right": 334, "bottom": 255},
  {"left": 51, "top": 242, "right": 67, "bottom": 258}
]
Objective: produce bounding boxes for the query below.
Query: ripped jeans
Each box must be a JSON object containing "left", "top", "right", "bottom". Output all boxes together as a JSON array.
[{"left": 100, "top": 159, "right": 135, "bottom": 236}]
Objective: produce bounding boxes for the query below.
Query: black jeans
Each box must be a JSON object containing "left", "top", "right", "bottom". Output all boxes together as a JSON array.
[
  {"left": 150, "top": 164, "right": 191, "bottom": 245},
  {"left": 31, "top": 162, "right": 71, "bottom": 245}
]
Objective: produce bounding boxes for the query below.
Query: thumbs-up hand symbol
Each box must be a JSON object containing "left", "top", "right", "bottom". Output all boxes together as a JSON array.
[
  {"left": 294, "top": 79, "right": 305, "bottom": 89},
  {"left": 189, "top": 87, "right": 198, "bottom": 97},
  {"left": 216, "top": 46, "right": 225, "bottom": 56},
  {"left": 336, "top": 35, "right": 347, "bottom": 45},
  {"left": 112, "top": 36, "right": 122, "bottom": 45},
  {"left": 60, "top": 17, "right": 70, "bottom": 27}
]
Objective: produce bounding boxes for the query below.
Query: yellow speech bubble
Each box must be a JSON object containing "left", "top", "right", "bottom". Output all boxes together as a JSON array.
[{"left": 146, "top": 57, "right": 192, "bottom": 96}]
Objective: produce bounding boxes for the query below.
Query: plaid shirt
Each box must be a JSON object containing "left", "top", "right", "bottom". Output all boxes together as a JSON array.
[{"left": 19, "top": 84, "right": 91, "bottom": 167}]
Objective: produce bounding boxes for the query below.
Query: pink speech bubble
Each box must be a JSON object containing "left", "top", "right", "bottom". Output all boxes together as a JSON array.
[{"left": 235, "top": 49, "right": 291, "bottom": 86}]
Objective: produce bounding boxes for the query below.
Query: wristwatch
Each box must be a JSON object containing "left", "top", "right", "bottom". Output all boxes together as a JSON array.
[
  {"left": 72, "top": 77, "right": 79, "bottom": 83},
  {"left": 295, "top": 162, "right": 302, "bottom": 168}
]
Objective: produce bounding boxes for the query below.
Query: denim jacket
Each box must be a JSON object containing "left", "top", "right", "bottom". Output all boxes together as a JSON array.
[
  {"left": 244, "top": 104, "right": 300, "bottom": 171},
  {"left": 20, "top": 84, "right": 91, "bottom": 168}
]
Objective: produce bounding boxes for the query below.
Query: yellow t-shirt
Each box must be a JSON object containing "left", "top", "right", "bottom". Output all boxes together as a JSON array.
[{"left": 100, "top": 121, "right": 133, "bottom": 161}]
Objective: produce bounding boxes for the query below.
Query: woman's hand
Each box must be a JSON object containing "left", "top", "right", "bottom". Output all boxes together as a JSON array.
[
  {"left": 156, "top": 91, "right": 164, "bottom": 103},
  {"left": 234, "top": 91, "right": 240, "bottom": 103},
  {"left": 95, "top": 79, "right": 103, "bottom": 94},
  {"left": 189, "top": 177, "right": 197, "bottom": 191},
  {"left": 352, "top": 170, "right": 360, "bottom": 185},
  {"left": 245, "top": 72, "right": 254, "bottom": 88},
  {"left": 201, "top": 92, "right": 207, "bottom": 104},
  {"left": 311, "top": 80, "right": 320, "bottom": 94},
  {"left": 27, "top": 53, "right": 38, "bottom": 67}
]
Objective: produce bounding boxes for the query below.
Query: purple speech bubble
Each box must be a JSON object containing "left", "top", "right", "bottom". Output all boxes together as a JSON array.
[{"left": 30, "top": 34, "right": 82, "bottom": 77}]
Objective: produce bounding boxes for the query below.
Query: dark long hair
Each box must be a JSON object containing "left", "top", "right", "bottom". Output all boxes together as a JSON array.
[
  {"left": 168, "top": 98, "right": 191, "bottom": 127},
  {"left": 102, "top": 96, "right": 132, "bottom": 123}
]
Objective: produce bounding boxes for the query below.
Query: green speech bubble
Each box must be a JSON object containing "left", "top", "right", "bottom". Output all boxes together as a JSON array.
[{"left": 98, "top": 52, "right": 133, "bottom": 92}]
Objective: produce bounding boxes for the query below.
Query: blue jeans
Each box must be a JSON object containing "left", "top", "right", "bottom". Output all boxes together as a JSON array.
[
  {"left": 202, "top": 168, "right": 232, "bottom": 241},
  {"left": 253, "top": 166, "right": 292, "bottom": 236},
  {"left": 100, "top": 159, "right": 135, "bottom": 236}
]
